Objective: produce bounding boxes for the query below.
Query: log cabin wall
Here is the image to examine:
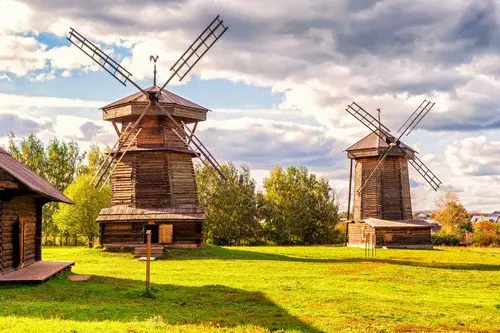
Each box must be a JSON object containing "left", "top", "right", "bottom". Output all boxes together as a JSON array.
[
  {"left": 353, "top": 156, "right": 412, "bottom": 221},
  {"left": 135, "top": 152, "right": 172, "bottom": 208},
  {"left": 101, "top": 221, "right": 202, "bottom": 244},
  {"left": 169, "top": 152, "right": 198, "bottom": 206},
  {"left": 111, "top": 155, "right": 135, "bottom": 206},
  {"left": 375, "top": 227, "right": 431, "bottom": 246},
  {"left": 0, "top": 194, "right": 37, "bottom": 274},
  {"left": 347, "top": 222, "right": 374, "bottom": 245}
]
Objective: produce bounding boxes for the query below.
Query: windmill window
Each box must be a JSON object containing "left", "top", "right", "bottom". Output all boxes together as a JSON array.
[{"left": 384, "top": 233, "right": 393, "bottom": 243}]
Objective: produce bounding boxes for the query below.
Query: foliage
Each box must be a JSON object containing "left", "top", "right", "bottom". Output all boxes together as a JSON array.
[
  {"left": 196, "top": 163, "right": 261, "bottom": 245},
  {"left": 260, "top": 166, "right": 339, "bottom": 245},
  {"left": 1, "top": 246, "right": 499, "bottom": 333},
  {"left": 53, "top": 174, "right": 111, "bottom": 247},
  {"left": 79, "top": 144, "right": 107, "bottom": 176},
  {"left": 8, "top": 133, "right": 85, "bottom": 237},
  {"left": 431, "top": 230, "right": 461, "bottom": 246},
  {"left": 432, "top": 191, "right": 471, "bottom": 237},
  {"left": 468, "top": 221, "right": 500, "bottom": 247}
]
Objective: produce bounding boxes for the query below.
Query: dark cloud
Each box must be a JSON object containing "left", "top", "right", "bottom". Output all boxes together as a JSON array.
[
  {"left": 0, "top": 113, "right": 51, "bottom": 137},
  {"left": 80, "top": 121, "right": 104, "bottom": 141}
]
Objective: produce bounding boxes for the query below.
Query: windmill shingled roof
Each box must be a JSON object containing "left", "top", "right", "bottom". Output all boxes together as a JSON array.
[
  {"left": 346, "top": 131, "right": 416, "bottom": 153},
  {"left": 0, "top": 147, "right": 72, "bottom": 204},
  {"left": 102, "top": 85, "right": 208, "bottom": 111}
]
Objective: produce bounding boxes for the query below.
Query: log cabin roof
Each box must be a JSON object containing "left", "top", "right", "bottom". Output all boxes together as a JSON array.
[
  {"left": 346, "top": 131, "right": 416, "bottom": 159},
  {"left": 363, "top": 218, "right": 433, "bottom": 229},
  {"left": 96, "top": 204, "right": 205, "bottom": 222},
  {"left": 0, "top": 147, "right": 72, "bottom": 204},
  {"left": 101, "top": 85, "right": 208, "bottom": 111}
]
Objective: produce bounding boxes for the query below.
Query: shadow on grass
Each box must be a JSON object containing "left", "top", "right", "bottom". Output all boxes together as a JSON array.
[
  {"left": 162, "top": 245, "right": 500, "bottom": 271},
  {"left": 0, "top": 274, "right": 323, "bottom": 332}
]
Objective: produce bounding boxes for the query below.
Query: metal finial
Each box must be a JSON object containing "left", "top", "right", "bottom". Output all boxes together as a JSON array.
[{"left": 149, "top": 55, "right": 159, "bottom": 86}]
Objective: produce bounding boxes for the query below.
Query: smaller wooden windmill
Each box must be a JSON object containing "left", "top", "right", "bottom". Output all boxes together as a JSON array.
[
  {"left": 67, "top": 16, "right": 228, "bottom": 250},
  {"left": 344, "top": 100, "right": 442, "bottom": 249}
]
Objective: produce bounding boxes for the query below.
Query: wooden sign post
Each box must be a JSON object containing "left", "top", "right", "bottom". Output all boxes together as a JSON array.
[{"left": 146, "top": 230, "right": 151, "bottom": 288}]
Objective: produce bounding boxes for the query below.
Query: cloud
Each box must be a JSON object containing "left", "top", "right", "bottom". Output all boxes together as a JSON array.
[
  {"left": 445, "top": 136, "right": 500, "bottom": 176},
  {"left": 0, "top": 113, "right": 52, "bottom": 137}
]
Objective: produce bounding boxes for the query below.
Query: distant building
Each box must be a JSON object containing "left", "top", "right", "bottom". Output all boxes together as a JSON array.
[{"left": 470, "top": 215, "right": 500, "bottom": 223}]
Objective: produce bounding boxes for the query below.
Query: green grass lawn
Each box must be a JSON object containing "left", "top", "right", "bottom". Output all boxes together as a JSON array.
[{"left": 0, "top": 246, "right": 499, "bottom": 333}]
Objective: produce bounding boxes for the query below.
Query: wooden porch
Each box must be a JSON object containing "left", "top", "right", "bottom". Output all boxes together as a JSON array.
[{"left": 0, "top": 261, "right": 74, "bottom": 284}]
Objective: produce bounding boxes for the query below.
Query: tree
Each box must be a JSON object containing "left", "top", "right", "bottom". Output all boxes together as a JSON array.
[
  {"left": 9, "top": 134, "right": 85, "bottom": 241},
  {"left": 261, "top": 166, "right": 339, "bottom": 245},
  {"left": 79, "top": 144, "right": 107, "bottom": 176},
  {"left": 196, "top": 163, "right": 260, "bottom": 245},
  {"left": 432, "top": 191, "right": 471, "bottom": 236},
  {"left": 53, "top": 174, "right": 111, "bottom": 247}
]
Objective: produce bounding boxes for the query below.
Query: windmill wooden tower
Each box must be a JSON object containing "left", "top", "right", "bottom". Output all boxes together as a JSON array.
[
  {"left": 344, "top": 101, "right": 442, "bottom": 249},
  {"left": 67, "top": 16, "right": 228, "bottom": 251}
]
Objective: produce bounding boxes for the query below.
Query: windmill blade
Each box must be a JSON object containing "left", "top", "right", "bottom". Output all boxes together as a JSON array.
[
  {"left": 153, "top": 101, "right": 226, "bottom": 181},
  {"left": 346, "top": 102, "right": 393, "bottom": 141},
  {"left": 397, "top": 99, "right": 435, "bottom": 136},
  {"left": 67, "top": 28, "right": 146, "bottom": 95},
  {"left": 407, "top": 153, "right": 442, "bottom": 191},
  {"left": 156, "top": 15, "right": 228, "bottom": 98}
]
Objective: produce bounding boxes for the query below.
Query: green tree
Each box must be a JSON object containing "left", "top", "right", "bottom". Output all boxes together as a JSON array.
[
  {"left": 54, "top": 174, "right": 111, "bottom": 247},
  {"left": 261, "top": 166, "right": 339, "bottom": 245},
  {"left": 432, "top": 191, "right": 471, "bottom": 236},
  {"left": 79, "top": 144, "right": 107, "bottom": 176},
  {"left": 196, "top": 163, "right": 260, "bottom": 245},
  {"left": 9, "top": 134, "right": 85, "bottom": 241}
]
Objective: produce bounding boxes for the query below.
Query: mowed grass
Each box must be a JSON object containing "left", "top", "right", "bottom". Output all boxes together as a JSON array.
[{"left": 0, "top": 246, "right": 499, "bottom": 333}]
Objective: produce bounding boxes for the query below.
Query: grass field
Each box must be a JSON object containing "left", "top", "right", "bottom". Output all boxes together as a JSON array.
[{"left": 0, "top": 246, "right": 499, "bottom": 333}]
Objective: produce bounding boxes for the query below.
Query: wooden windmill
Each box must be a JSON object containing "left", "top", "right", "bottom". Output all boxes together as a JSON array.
[
  {"left": 344, "top": 101, "right": 442, "bottom": 249},
  {"left": 67, "top": 16, "right": 228, "bottom": 250}
]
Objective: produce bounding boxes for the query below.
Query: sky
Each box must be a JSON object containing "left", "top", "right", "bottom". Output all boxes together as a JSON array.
[{"left": 1, "top": 0, "right": 500, "bottom": 213}]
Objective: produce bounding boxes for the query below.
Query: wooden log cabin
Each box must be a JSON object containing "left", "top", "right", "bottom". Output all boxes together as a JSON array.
[
  {"left": 96, "top": 86, "right": 207, "bottom": 248},
  {"left": 345, "top": 131, "right": 433, "bottom": 249},
  {"left": 0, "top": 147, "right": 72, "bottom": 275}
]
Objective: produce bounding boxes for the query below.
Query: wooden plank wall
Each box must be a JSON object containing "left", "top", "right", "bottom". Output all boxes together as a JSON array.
[
  {"left": 111, "top": 155, "right": 135, "bottom": 206},
  {"left": 135, "top": 152, "right": 171, "bottom": 208},
  {"left": 169, "top": 152, "right": 198, "bottom": 205},
  {"left": 102, "top": 221, "right": 202, "bottom": 244},
  {"left": 353, "top": 157, "right": 412, "bottom": 221},
  {"left": 347, "top": 223, "right": 374, "bottom": 244},
  {"left": 1, "top": 194, "right": 37, "bottom": 274},
  {"left": 375, "top": 227, "right": 431, "bottom": 245}
]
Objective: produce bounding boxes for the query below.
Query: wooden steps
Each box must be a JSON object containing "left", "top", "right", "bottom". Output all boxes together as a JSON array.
[{"left": 133, "top": 244, "right": 164, "bottom": 258}]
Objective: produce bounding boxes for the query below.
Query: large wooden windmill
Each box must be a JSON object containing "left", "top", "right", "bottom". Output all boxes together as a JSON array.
[
  {"left": 344, "top": 100, "right": 442, "bottom": 249},
  {"left": 67, "top": 16, "right": 228, "bottom": 250}
]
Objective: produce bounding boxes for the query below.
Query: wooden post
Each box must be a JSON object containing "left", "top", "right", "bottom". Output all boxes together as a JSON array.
[
  {"left": 347, "top": 159, "right": 353, "bottom": 220},
  {"left": 146, "top": 230, "right": 151, "bottom": 289}
]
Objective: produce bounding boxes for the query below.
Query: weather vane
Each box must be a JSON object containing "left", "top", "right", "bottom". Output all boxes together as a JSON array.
[{"left": 150, "top": 55, "right": 159, "bottom": 86}]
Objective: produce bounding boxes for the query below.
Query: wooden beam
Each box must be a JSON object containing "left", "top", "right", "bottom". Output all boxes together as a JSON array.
[
  {"left": 112, "top": 121, "right": 121, "bottom": 136},
  {"left": 187, "top": 121, "right": 198, "bottom": 145}
]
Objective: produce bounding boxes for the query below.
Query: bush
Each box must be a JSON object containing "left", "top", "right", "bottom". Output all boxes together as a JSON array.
[
  {"left": 432, "top": 231, "right": 461, "bottom": 246},
  {"left": 468, "top": 221, "right": 500, "bottom": 247}
]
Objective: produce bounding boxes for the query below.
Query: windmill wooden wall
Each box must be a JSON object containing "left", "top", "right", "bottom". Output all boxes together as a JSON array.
[
  {"left": 347, "top": 222, "right": 431, "bottom": 248},
  {"left": 353, "top": 156, "right": 412, "bottom": 221}
]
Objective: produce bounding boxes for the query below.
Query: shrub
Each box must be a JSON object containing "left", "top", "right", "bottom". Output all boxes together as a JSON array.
[
  {"left": 468, "top": 221, "right": 500, "bottom": 247},
  {"left": 431, "top": 231, "right": 461, "bottom": 246}
]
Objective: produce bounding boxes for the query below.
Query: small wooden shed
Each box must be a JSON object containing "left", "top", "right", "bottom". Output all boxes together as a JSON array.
[
  {"left": 0, "top": 147, "right": 72, "bottom": 275},
  {"left": 347, "top": 218, "right": 433, "bottom": 249}
]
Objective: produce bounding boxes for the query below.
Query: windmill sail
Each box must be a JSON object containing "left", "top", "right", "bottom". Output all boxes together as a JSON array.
[
  {"left": 67, "top": 28, "right": 145, "bottom": 94},
  {"left": 156, "top": 15, "right": 229, "bottom": 97}
]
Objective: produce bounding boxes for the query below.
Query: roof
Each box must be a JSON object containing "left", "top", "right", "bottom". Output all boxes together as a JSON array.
[
  {"left": 101, "top": 85, "right": 208, "bottom": 111},
  {"left": 346, "top": 131, "right": 416, "bottom": 155},
  {"left": 363, "top": 218, "right": 433, "bottom": 229},
  {"left": 96, "top": 204, "right": 205, "bottom": 222},
  {"left": 0, "top": 147, "right": 72, "bottom": 204},
  {"left": 470, "top": 215, "right": 500, "bottom": 223}
]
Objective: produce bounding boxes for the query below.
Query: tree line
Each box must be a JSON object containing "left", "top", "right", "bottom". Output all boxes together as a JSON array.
[{"left": 7, "top": 134, "right": 342, "bottom": 247}]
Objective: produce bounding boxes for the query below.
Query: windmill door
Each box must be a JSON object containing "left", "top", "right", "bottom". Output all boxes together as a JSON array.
[
  {"left": 144, "top": 224, "right": 159, "bottom": 244},
  {"left": 12, "top": 218, "right": 25, "bottom": 268}
]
